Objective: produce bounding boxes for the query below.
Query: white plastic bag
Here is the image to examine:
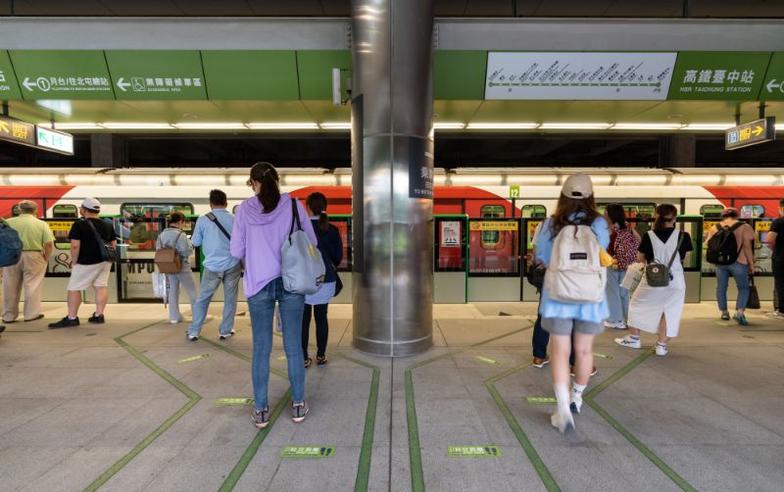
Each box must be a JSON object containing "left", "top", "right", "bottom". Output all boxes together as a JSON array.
[
  {"left": 152, "top": 270, "right": 168, "bottom": 300},
  {"left": 621, "top": 262, "right": 644, "bottom": 293}
]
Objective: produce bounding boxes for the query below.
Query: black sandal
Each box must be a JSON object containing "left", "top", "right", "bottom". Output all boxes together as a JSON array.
[
  {"left": 316, "top": 355, "right": 328, "bottom": 366},
  {"left": 304, "top": 357, "right": 313, "bottom": 368}
]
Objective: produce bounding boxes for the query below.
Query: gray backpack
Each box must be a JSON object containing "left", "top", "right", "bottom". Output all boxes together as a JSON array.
[{"left": 281, "top": 198, "right": 326, "bottom": 295}]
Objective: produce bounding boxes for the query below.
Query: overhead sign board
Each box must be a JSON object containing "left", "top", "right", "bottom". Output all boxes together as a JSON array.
[
  {"left": 10, "top": 50, "right": 114, "bottom": 100},
  {"left": 0, "top": 116, "right": 35, "bottom": 147},
  {"left": 104, "top": 50, "right": 207, "bottom": 100},
  {"left": 0, "top": 51, "right": 22, "bottom": 99},
  {"left": 725, "top": 117, "right": 776, "bottom": 150},
  {"left": 485, "top": 52, "right": 676, "bottom": 100},
  {"left": 761, "top": 52, "right": 784, "bottom": 101},
  {"left": 201, "top": 51, "right": 299, "bottom": 100},
  {"left": 36, "top": 126, "right": 74, "bottom": 155},
  {"left": 669, "top": 51, "right": 770, "bottom": 100}
]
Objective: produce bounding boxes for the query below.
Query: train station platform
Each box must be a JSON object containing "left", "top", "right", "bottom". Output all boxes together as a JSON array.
[{"left": 2, "top": 301, "right": 783, "bottom": 492}]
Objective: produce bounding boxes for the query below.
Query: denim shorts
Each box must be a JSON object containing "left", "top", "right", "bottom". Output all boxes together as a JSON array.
[{"left": 541, "top": 318, "right": 604, "bottom": 336}]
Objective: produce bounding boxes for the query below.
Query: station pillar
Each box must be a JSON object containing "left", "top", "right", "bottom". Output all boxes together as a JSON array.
[{"left": 350, "top": 0, "right": 434, "bottom": 356}]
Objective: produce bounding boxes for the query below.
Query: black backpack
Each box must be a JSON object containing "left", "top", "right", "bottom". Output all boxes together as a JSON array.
[{"left": 706, "top": 222, "right": 743, "bottom": 266}]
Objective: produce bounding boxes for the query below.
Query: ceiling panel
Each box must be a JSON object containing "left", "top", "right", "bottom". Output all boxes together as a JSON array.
[
  {"left": 13, "top": 0, "right": 111, "bottom": 15},
  {"left": 463, "top": 0, "right": 515, "bottom": 16},
  {"left": 434, "top": 0, "right": 469, "bottom": 16},
  {"left": 433, "top": 100, "right": 484, "bottom": 122},
  {"left": 515, "top": 0, "right": 684, "bottom": 17},
  {"left": 246, "top": 0, "right": 326, "bottom": 16},
  {"left": 300, "top": 100, "right": 351, "bottom": 122}
]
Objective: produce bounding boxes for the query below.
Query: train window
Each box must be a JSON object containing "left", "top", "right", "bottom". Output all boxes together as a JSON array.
[
  {"left": 700, "top": 204, "right": 724, "bottom": 219},
  {"left": 597, "top": 203, "right": 656, "bottom": 220},
  {"left": 11, "top": 204, "right": 20, "bottom": 217},
  {"left": 740, "top": 204, "right": 765, "bottom": 219},
  {"left": 521, "top": 205, "right": 546, "bottom": 219},
  {"left": 120, "top": 203, "right": 195, "bottom": 219},
  {"left": 52, "top": 204, "right": 78, "bottom": 218},
  {"left": 469, "top": 219, "right": 520, "bottom": 275},
  {"left": 480, "top": 205, "right": 506, "bottom": 246}
]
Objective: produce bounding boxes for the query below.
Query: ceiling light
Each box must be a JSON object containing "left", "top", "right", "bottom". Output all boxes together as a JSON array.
[
  {"left": 681, "top": 123, "right": 735, "bottom": 131},
  {"left": 433, "top": 122, "right": 466, "bottom": 130},
  {"left": 173, "top": 122, "right": 247, "bottom": 130},
  {"left": 247, "top": 122, "right": 319, "bottom": 130},
  {"left": 611, "top": 123, "right": 684, "bottom": 130},
  {"left": 539, "top": 123, "right": 612, "bottom": 130},
  {"left": 319, "top": 122, "right": 352, "bottom": 130},
  {"left": 38, "top": 122, "right": 102, "bottom": 130},
  {"left": 466, "top": 122, "right": 539, "bottom": 130},
  {"left": 101, "top": 122, "right": 174, "bottom": 130}
]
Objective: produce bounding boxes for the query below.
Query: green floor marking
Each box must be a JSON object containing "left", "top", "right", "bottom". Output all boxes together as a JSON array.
[
  {"left": 584, "top": 350, "right": 698, "bottom": 492},
  {"left": 215, "top": 397, "right": 254, "bottom": 406},
  {"left": 526, "top": 396, "right": 557, "bottom": 404},
  {"left": 406, "top": 325, "right": 532, "bottom": 492},
  {"left": 447, "top": 446, "right": 501, "bottom": 457},
  {"left": 84, "top": 321, "right": 202, "bottom": 492},
  {"left": 178, "top": 353, "right": 209, "bottom": 364},
  {"left": 475, "top": 355, "right": 499, "bottom": 365},
  {"left": 593, "top": 352, "right": 613, "bottom": 359},
  {"left": 281, "top": 445, "right": 336, "bottom": 458},
  {"left": 486, "top": 363, "right": 560, "bottom": 492}
]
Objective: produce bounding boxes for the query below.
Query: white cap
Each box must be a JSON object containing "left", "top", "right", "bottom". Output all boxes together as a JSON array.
[
  {"left": 81, "top": 197, "right": 101, "bottom": 212},
  {"left": 561, "top": 174, "right": 593, "bottom": 199}
]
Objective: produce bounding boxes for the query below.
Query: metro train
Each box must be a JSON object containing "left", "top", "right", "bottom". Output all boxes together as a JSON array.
[{"left": 1, "top": 167, "right": 782, "bottom": 304}]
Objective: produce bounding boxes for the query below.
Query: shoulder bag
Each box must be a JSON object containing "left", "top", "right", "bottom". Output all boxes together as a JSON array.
[
  {"left": 154, "top": 230, "right": 184, "bottom": 274},
  {"left": 84, "top": 218, "right": 117, "bottom": 263},
  {"left": 206, "top": 212, "right": 231, "bottom": 240},
  {"left": 645, "top": 231, "right": 683, "bottom": 288}
]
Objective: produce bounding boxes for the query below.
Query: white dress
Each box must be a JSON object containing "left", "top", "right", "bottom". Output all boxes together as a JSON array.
[{"left": 627, "top": 230, "right": 686, "bottom": 337}]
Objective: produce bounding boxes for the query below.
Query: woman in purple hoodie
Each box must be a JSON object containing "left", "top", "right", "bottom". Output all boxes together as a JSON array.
[{"left": 231, "top": 162, "right": 318, "bottom": 428}]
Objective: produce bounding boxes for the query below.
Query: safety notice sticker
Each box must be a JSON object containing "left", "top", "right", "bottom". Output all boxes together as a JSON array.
[
  {"left": 280, "top": 446, "right": 335, "bottom": 458},
  {"left": 448, "top": 446, "right": 502, "bottom": 457}
]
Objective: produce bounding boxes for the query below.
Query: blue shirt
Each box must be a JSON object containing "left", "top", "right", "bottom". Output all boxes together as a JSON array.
[
  {"left": 534, "top": 215, "right": 610, "bottom": 323},
  {"left": 191, "top": 208, "right": 240, "bottom": 272}
]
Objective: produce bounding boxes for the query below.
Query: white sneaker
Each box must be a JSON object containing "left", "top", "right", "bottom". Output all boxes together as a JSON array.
[
  {"left": 614, "top": 335, "right": 641, "bottom": 349},
  {"left": 219, "top": 330, "right": 236, "bottom": 340},
  {"left": 169, "top": 318, "right": 182, "bottom": 325},
  {"left": 765, "top": 311, "right": 784, "bottom": 320},
  {"left": 604, "top": 320, "right": 627, "bottom": 330},
  {"left": 550, "top": 410, "right": 575, "bottom": 434},
  {"left": 655, "top": 343, "right": 669, "bottom": 357},
  {"left": 570, "top": 391, "right": 583, "bottom": 415},
  {"left": 187, "top": 335, "right": 199, "bottom": 342}
]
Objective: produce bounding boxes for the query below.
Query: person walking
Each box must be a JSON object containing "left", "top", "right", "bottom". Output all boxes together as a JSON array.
[
  {"left": 231, "top": 162, "right": 318, "bottom": 428},
  {"left": 49, "top": 198, "right": 116, "bottom": 328},
  {"left": 603, "top": 203, "right": 641, "bottom": 330},
  {"left": 187, "top": 190, "right": 242, "bottom": 341},
  {"left": 534, "top": 174, "right": 609, "bottom": 434},
  {"left": 157, "top": 212, "right": 198, "bottom": 325},
  {"left": 706, "top": 207, "right": 755, "bottom": 325},
  {"left": 766, "top": 198, "right": 784, "bottom": 319},
  {"left": 615, "top": 204, "right": 693, "bottom": 356},
  {"left": 2, "top": 201, "right": 54, "bottom": 324},
  {"left": 301, "top": 192, "right": 343, "bottom": 368}
]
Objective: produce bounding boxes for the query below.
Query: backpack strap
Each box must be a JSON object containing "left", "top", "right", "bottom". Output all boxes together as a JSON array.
[
  {"left": 206, "top": 212, "right": 231, "bottom": 240},
  {"left": 667, "top": 232, "right": 684, "bottom": 269},
  {"left": 289, "top": 198, "right": 302, "bottom": 237}
]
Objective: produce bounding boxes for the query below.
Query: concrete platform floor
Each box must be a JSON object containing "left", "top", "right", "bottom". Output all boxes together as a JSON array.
[{"left": 2, "top": 301, "right": 784, "bottom": 492}]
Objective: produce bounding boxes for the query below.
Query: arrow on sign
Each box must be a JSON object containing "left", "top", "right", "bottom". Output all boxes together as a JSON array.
[
  {"left": 766, "top": 79, "right": 784, "bottom": 94},
  {"left": 22, "top": 77, "right": 37, "bottom": 91},
  {"left": 116, "top": 78, "right": 131, "bottom": 92},
  {"left": 752, "top": 125, "right": 764, "bottom": 137}
]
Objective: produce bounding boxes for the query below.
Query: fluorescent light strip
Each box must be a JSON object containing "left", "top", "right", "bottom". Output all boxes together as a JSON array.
[
  {"left": 247, "top": 122, "right": 319, "bottom": 130},
  {"left": 682, "top": 123, "right": 735, "bottom": 131},
  {"left": 102, "top": 122, "right": 174, "bottom": 130},
  {"left": 466, "top": 122, "right": 539, "bottom": 130},
  {"left": 319, "top": 122, "right": 352, "bottom": 130},
  {"left": 539, "top": 123, "right": 611, "bottom": 130},
  {"left": 433, "top": 122, "right": 466, "bottom": 130},
  {"left": 611, "top": 123, "right": 684, "bottom": 130},
  {"left": 173, "top": 122, "right": 247, "bottom": 130},
  {"left": 39, "top": 122, "right": 103, "bottom": 130}
]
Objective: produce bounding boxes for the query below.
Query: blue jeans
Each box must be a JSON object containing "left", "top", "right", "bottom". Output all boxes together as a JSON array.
[
  {"left": 188, "top": 264, "right": 242, "bottom": 336},
  {"left": 605, "top": 268, "right": 629, "bottom": 324},
  {"left": 247, "top": 277, "right": 306, "bottom": 411},
  {"left": 716, "top": 262, "right": 750, "bottom": 312}
]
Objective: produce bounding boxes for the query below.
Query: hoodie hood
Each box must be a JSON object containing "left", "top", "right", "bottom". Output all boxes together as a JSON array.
[{"left": 239, "top": 192, "right": 294, "bottom": 226}]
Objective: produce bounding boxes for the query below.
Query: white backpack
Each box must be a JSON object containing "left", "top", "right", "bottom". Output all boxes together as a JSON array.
[{"left": 544, "top": 223, "right": 606, "bottom": 303}]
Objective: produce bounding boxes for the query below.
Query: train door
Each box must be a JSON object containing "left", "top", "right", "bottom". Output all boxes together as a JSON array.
[
  {"left": 678, "top": 216, "right": 704, "bottom": 303},
  {"left": 467, "top": 217, "right": 522, "bottom": 302},
  {"left": 42, "top": 218, "right": 78, "bottom": 302},
  {"left": 520, "top": 205, "right": 547, "bottom": 302},
  {"left": 434, "top": 215, "right": 468, "bottom": 303},
  {"left": 751, "top": 217, "right": 775, "bottom": 302}
]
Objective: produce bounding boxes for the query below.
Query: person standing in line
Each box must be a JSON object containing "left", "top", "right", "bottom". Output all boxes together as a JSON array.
[
  {"left": 301, "top": 192, "right": 343, "bottom": 368},
  {"left": 534, "top": 174, "right": 609, "bottom": 434},
  {"left": 766, "top": 198, "right": 784, "bottom": 319},
  {"left": 231, "top": 162, "right": 318, "bottom": 428},
  {"left": 615, "top": 204, "right": 693, "bottom": 356},
  {"left": 157, "top": 212, "right": 198, "bottom": 325},
  {"left": 706, "top": 207, "right": 755, "bottom": 325},
  {"left": 49, "top": 198, "right": 116, "bottom": 328},
  {"left": 187, "top": 190, "right": 242, "bottom": 342},
  {"left": 603, "top": 203, "right": 641, "bottom": 330},
  {"left": 2, "top": 201, "right": 54, "bottom": 324}
]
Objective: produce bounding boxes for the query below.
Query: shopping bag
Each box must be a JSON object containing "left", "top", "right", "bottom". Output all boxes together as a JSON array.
[
  {"left": 621, "top": 263, "right": 644, "bottom": 293},
  {"left": 152, "top": 271, "right": 168, "bottom": 300},
  {"left": 747, "top": 275, "right": 761, "bottom": 310}
]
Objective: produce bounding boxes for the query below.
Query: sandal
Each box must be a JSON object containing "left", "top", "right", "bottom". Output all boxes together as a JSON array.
[
  {"left": 304, "top": 357, "right": 313, "bottom": 369},
  {"left": 316, "top": 355, "right": 328, "bottom": 366}
]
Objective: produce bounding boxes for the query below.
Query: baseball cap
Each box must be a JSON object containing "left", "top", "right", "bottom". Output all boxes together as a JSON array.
[
  {"left": 81, "top": 197, "right": 101, "bottom": 212},
  {"left": 561, "top": 173, "right": 593, "bottom": 199},
  {"left": 721, "top": 207, "right": 739, "bottom": 218}
]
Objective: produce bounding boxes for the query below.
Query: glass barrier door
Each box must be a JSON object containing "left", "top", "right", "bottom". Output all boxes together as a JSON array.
[
  {"left": 677, "top": 216, "right": 703, "bottom": 303},
  {"left": 42, "top": 218, "right": 78, "bottom": 301},
  {"left": 751, "top": 218, "right": 774, "bottom": 302},
  {"left": 521, "top": 217, "right": 545, "bottom": 301},
  {"left": 328, "top": 215, "right": 352, "bottom": 304},
  {"left": 434, "top": 215, "right": 468, "bottom": 303},
  {"left": 467, "top": 218, "right": 522, "bottom": 302}
]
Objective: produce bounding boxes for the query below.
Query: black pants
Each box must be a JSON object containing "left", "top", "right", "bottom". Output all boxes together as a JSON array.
[
  {"left": 302, "top": 303, "right": 329, "bottom": 359},
  {"left": 774, "top": 259, "right": 784, "bottom": 313},
  {"left": 532, "top": 312, "right": 576, "bottom": 365}
]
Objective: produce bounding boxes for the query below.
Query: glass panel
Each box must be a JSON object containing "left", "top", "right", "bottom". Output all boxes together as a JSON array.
[
  {"left": 700, "top": 204, "right": 724, "bottom": 218},
  {"left": 740, "top": 204, "right": 764, "bottom": 219},
  {"left": 754, "top": 219, "right": 774, "bottom": 275},
  {"left": 701, "top": 218, "right": 722, "bottom": 274},
  {"left": 44, "top": 219, "right": 77, "bottom": 277},
  {"left": 677, "top": 219, "right": 701, "bottom": 271},
  {"left": 598, "top": 203, "right": 656, "bottom": 220},
  {"left": 469, "top": 220, "right": 520, "bottom": 275},
  {"left": 52, "top": 204, "right": 77, "bottom": 218},
  {"left": 329, "top": 219, "right": 352, "bottom": 271},
  {"left": 116, "top": 218, "right": 164, "bottom": 253},
  {"left": 436, "top": 218, "right": 465, "bottom": 272},
  {"left": 524, "top": 218, "right": 544, "bottom": 260},
  {"left": 120, "top": 203, "right": 194, "bottom": 219},
  {"left": 521, "top": 205, "right": 546, "bottom": 219},
  {"left": 480, "top": 204, "right": 506, "bottom": 246}
]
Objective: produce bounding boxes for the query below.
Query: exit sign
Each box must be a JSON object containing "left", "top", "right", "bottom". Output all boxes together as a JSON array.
[
  {"left": 725, "top": 117, "right": 776, "bottom": 150},
  {"left": 36, "top": 126, "right": 74, "bottom": 155}
]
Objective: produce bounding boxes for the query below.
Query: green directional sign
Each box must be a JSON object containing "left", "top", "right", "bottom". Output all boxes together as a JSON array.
[
  {"left": 447, "top": 446, "right": 502, "bottom": 457},
  {"left": 525, "top": 396, "right": 557, "bottom": 404},
  {"left": 105, "top": 50, "right": 207, "bottom": 100},
  {"left": 475, "top": 355, "right": 499, "bottom": 365},
  {"left": 761, "top": 52, "right": 784, "bottom": 101},
  {"left": 669, "top": 51, "right": 771, "bottom": 100},
  {"left": 10, "top": 50, "right": 114, "bottom": 100},
  {"left": 202, "top": 51, "right": 299, "bottom": 100},
  {"left": 178, "top": 353, "right": 210, "bottom": 364},
  {"left": 214, "top": 397, "right": 254, "bottom": 406},
  {"left": 0, "top": 51, "right": 21, "bottom": 99},
  {"left": 281, "top": 446, "right": 335, "bottom": 458}
]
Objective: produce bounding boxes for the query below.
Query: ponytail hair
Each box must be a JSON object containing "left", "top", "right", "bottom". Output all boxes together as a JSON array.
[
  {"left": 306, "top": 192, "right": 329, "bottom": 232},
  {"left": 605, "top": 203, "right": 627, "bottom": 230},
  {"left": 250, "top": 162, "right": 280, "bottom": 213},
  {"left": 653, "top": 203, "right": 678, "bottom": 231}
]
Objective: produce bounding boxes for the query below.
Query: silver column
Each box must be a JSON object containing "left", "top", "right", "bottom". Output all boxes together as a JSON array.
[{"left": 351, "top": 0, "right": 434, "bottom": 356}]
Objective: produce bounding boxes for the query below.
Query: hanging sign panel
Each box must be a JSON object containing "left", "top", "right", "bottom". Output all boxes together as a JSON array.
[
  {"left": 36, "top": 127, "right": 74, "bottom": 155},
  {"left": 668, "top": 51, "right": 770, "bottom": 100},
  {"left": 10, "top": 50, "right": 114, "bottom": 100},
  {"left": 485, "top": 52, "right": 677, "bottom": 100},
  {"left": 725, "top": 117, "right": 776, "bottom": 150},
  {"left": 761, "top": 52, "right": 784, "bottom": 101},
  {"left": 104, "top": 50, "right": 207, "bottom": 100},
  {"left": 0, "top": 51, "right": 22, "bottom": 99},
  {"left": 0, "top": 116, "right": 35, "bottom": 147}
]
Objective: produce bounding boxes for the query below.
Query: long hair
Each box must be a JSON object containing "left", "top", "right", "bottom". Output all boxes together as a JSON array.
[
  {"left": 653, "top": 203, "right": 678, "bottom": 231},
  {"left": 550, "top": 195, "right": 599, "bottom": 235},
  {"left": 306, "top": 192, "right": 329, "bottom": 232},
  {"left": 605, "top": 203, "right": 627, "bottom": 230},
  {"left": 250, "top": 162, "right": 280, "bottom": 213}
]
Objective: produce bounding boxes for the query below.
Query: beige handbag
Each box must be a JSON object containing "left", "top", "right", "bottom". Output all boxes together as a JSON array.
[{"left": 154, "top": 230, "right": 183, "bottom": 274}]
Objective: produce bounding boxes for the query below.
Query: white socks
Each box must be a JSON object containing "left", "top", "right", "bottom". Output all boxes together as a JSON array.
[{"left": 571, "top": 382, "right": 586, "bottom": 414}]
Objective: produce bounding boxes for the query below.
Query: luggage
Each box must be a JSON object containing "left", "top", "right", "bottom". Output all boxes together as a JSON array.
[
  {"left": 155, "top": 230, "right": 183, "bottom": 274},
  {"left": 281, "top": 198, "right": 325, "bottom": 295},
  {"left": 645, "top": 232, "right": 683, "bottom": 288},
  {"left": 544, "top": 223, "right": 606, "bottom": 303},
  {"left": 0, "top": 219, "right": 22, "bottom": 267},
  {"left": 706, "top": 222, "right": 743, "bottom": 265}
]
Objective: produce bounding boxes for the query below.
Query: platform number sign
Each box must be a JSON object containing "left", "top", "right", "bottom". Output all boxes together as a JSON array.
[{"left": 725, "top": 117, "right": 776, "bottom": 150}]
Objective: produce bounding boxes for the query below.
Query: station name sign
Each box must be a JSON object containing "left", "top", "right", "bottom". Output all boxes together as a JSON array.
[
  {"left": 0, "top": 115, "right": 74, "bottom": 155},
  {"left": 725, "top": 117, "right": 776, "bottom": 150}
]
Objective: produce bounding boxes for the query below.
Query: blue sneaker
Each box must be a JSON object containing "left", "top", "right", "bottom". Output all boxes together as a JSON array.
[{"left": 733, "top": 312, "right": 748, "bottom": 326}]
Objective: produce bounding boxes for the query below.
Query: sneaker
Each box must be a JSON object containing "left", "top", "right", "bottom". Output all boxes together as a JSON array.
[
  {"left": 655, "top": 342, "right": 669, "bottom": 357},
  {"left": 219, "top": 330, "right": 236, "bottom": 340},
  {"left": 88, "top": 313, "right": 105, "bottom": 324},
  {"left": 187, "top": 335, "right": 199, "bottom": 342},
  {"left": 733, "top": 312, "right": 749, "bottom": 326},
  {"left": 304, "top": 357, "right": 313, "bottom": 369},
  {"left": 720, "top": 311, "right": 730, "bottom": 321},
  {"left": 550, "top": 410, "right": 575, "bottom": 435},
  {"left": 169, "top": 318, "right": 182, "bottom": 325},
  {"left": 765, "top": 311, "right": 784, "bottom": 320},
  {"left": 570, "top": 390, "right": 583, "bottom": 415},
  {"left": 532, "top": 357, "right": 550, "bottom": 368},
  {"left": 569, "top": 366, "right": 598, "bottom": 377},
  {"left": 24, "top": 314, "right": 44, "bottom": 322},
  {"left": 48, "top": 316, "right": 79, "bottom": 329},
  {"left": 604, "top": 320, "right": 627, "bottom": 330},
  {"left": 292, "top": 401, "right": 309, "bottom": 423},
  {"left": 316, "top": 355, "right": 328, "bottom": 366},
  {"left": 251, "top": 407, "right": 270, "bottom": 429},
  {"left": 614, "top": 335, "right": 641, "bottom": 349}
]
